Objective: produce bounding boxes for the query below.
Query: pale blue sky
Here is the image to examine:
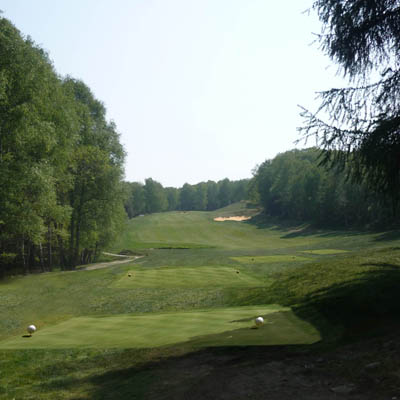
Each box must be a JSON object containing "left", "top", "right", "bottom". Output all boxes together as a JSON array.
[{"left": 1, "top": 1, "right": 346, "bottom": 187}]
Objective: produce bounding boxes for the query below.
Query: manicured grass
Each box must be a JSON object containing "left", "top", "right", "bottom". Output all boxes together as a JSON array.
[
  {"left": 301, "top": 249, "right": 349, "bottom": 255},
  {"left": 111, "top": 209, "right": 345, "bottom": 252},
  {"left": 231, "top": 255, "right": 310, "bottom": 263},
  {"left": 111, "top": 204, "right": 386, "bottom": 256},
  {"left": 0, "top": 305, "right": 320, "bottom": 349},
  {"left": 112, "top": 266, "right": 266, "bottom": 288}
]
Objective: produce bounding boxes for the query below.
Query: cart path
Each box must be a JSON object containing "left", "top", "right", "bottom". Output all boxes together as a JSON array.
[{"left": 79, "top": 253, "right": 143, "bottom": 271}]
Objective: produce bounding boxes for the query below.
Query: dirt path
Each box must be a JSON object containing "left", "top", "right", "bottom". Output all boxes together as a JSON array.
[{"left": 79, "top": 253, "right": 143, "bottom": 271}]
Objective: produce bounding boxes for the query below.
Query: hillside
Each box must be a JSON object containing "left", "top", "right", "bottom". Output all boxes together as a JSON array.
[{"left": 1, "top": 202, "right": 400, "bottom": 399}]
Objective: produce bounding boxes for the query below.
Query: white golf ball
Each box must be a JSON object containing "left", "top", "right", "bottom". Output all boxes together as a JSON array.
[
  {"left": 27, "top": 325, "right": 36, "bottom": 334},
  {"left": 254, "top": 317, "right": 264, "bottom": 327}
]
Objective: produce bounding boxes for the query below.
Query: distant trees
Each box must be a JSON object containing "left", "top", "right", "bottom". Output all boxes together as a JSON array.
[
  {"left": 206, "top": 181, "right": 220, "bottom": 210},
  {"left": 144, "top": 178, "right": 168, "bottom": 213},
  {"left": 123, "top": 182, "right": 146, "bottom": 218},
  {"left": 124, "top": 178, "right": 250, "bottom": 216},
  {"left": 250, "top": 148, "right": 394, "bottom": 227},
  {"left": 179, "top": 183, "right": 197, "bottom": 211},
  {"left": 0, "top": 17, "right": 125, "bottom": 276},
  {"left": 218, "top": 179, "right": 232, "bottom": 208},
  {"left": 165, "top": 187, "right": 179, "bottom": 211}
]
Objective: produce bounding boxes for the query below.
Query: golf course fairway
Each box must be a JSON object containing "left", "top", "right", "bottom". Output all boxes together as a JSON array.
[
  {"left": 112, "top": 266, "right": 265, "bottom": 288},
  {"left": 0, "top": 305, "right": 320, "bottom": 349}
]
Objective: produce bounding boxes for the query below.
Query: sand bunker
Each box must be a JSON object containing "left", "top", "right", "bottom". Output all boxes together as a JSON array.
[{"left": 214, "top": 216, "right": 252, "bottom": 222}]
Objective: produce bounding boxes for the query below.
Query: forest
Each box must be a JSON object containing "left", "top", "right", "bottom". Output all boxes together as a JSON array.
[
  {"left": 249, "top": 148, "right": 396, "bottom": 228},
  {"left": 0, "top": 17, "right": 126, "bottom": 275}
]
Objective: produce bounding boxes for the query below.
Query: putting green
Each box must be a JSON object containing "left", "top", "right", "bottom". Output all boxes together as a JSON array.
[
  {"left": 112, "top": 266, "right": 264, "bottom": 288},
  {"left": 0, "top": 305, "right": 320, "bottom": 349},
  {"left": 301, "top": 249, "right": 349, "bottom": 255},
  {"left": 231, "top": 255, "right": 309, "bottom": 263}
]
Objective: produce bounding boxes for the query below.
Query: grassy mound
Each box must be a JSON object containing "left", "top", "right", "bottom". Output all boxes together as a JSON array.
[{"left": 0, "top": 305, "right": 320, "bottom": 349}]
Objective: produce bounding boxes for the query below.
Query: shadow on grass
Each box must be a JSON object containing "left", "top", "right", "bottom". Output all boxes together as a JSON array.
[
  {"left": 29, "top": 265, "right": 400, "bottom": 400},
  {"left": 373, "top": 230, "right": 400, "bottom": 242},
  {"left": 245, "top": 214, "right": 367, "bottom": 240},
  {"left": 29, "top": 309, "right": 321, "bottom": 399},
  {"left": 33, "top": 340, "right": 326, "bottom": 400},
  {"left": 273, "top": 267, "right": 400, "bottom": 344},
  {"left": 248, "top": 214, "right": 400, "bottom": 244}
]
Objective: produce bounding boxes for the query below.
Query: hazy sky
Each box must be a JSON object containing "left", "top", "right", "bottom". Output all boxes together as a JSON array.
[{"left": 1, "top": 1, "right": 346, "bottom": 187}]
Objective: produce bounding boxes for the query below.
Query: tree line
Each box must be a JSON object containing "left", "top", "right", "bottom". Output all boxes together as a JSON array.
[
  {"left": 0, "top": 17, "right": 126, "bottom": 276},
  {"left": 123, "top": 178, "right": 249, "bottom": 218},
  {"left": 250, "top": 148, "right": 396, "bottom": 228}
]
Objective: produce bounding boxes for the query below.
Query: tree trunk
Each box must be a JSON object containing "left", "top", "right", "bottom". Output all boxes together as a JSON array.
[
  {"left": 73, "top": 185, "right": 85, "bottom": 268},
  {"left": 28, "top": 243, "right": 35, "bottom": 272},
  {"left": 39, "top": 242, "right": 45, "bottom": 272},
  {"left": 47, "top": 223, "right": 52, "bottom": 271},
  {"left": 58, "top": 232, "right": 67, "bottom": 271},
  {"left": 21, "top": 237, "right": 27, "bottom": 274}
]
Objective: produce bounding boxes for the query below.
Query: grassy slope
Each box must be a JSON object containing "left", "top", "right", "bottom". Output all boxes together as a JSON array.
[{"left": 1, "top": 202, "right": 400, "bottom": 398}]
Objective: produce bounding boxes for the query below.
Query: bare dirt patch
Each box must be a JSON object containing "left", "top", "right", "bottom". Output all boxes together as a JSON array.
[{"left": 214, "top": 216, "right": 252, "bottom": 222}]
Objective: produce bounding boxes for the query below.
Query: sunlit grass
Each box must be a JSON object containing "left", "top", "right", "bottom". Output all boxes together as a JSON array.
[
  {"left": 112, "top": 266, "right": 266, "bottom": 288},
  {"left": 231, "top": 255, "right": 310, "bottom": 263},
  {"left": 0, "top": 305, "right": 320, "bottom": 349},
  {"left": 301, "top": 249, "right": 349, "bottom": 255}
]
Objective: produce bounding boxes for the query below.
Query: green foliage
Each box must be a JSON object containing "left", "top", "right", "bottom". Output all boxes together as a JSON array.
[
  {"left": 0, "top": 17, "right": 126, "bottom": 274},
  {"left": 124, "top": 181, "right": 146, "bottom": 217},
  {"left": 251, "top": 148, "right": 393, "bottom": 227},
  {"left": 206, "top": 180, "right": 220, "bottom": 210},
  {"left": 300, "top": 1, "right": 400, "bottom": 209},
  {"left": 124, "top": 178, "right": 250, "bottom": 218},
  {"left": 144, "top": 178, "right": 168, "bottom": 213},
  {"left": 217, "top": 178, "right": 232, "bottom": 207},
  {"left": 165, "top": 186, "right": 180, "bottom": 211}
]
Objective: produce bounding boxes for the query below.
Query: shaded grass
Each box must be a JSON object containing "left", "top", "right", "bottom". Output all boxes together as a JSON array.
[{"left": 225, "top": 247, "right": 400, "bottom": 342}]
